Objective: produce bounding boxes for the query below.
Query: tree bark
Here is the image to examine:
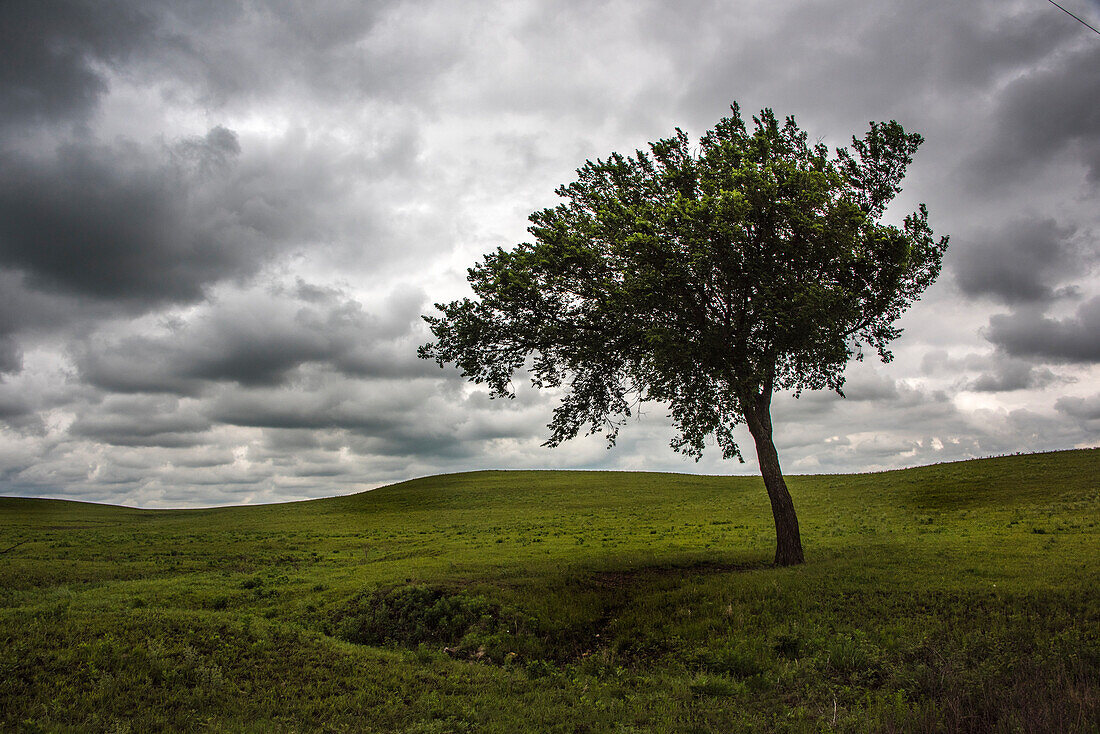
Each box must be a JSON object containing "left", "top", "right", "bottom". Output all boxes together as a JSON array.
[{"left": 743, "top": 392, "right": 805, "bottom": 566}]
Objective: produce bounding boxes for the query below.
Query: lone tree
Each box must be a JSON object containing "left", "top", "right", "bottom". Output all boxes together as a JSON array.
[{"left": 419, "top": 105, "right": 947, "bottom": 566}]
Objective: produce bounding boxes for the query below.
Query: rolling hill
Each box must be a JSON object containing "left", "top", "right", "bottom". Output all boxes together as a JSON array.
[{"left": 2, "top": 449, "right": 1098, "bottom": 732}]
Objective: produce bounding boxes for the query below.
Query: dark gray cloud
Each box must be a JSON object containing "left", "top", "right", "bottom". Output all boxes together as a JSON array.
[
  {"left": 207, "top": 380, "right": 534, "bottom": 454},
  {"left": 0, "top": 269, "right": 124, "bottom": 366},
  {"left": 185, "top": 374, "right": 559, "bottom": 473},
  {"left": 73, "top": 282, "right": 432, "bottom": 395},
  {"left": 73, "top": 333, "right": 206, "bottom": 397},
  {"left": 971, "top": 40, "right": 1100, "bottom": 184},
  {"left": 0, "top": 128, "right": 292, "bottom": 306},
  {"left": 969, "top": 361, "right": 1059, "bottom": 393},
  {"left": 1055, "top": 393, "right": 1100, "bottom": 421},
  {"left": 68, "top": 395, "right": 211, "bottom": 447},
  {"left": 207, "top": 384, "right": 397, "bottom": 432},
  {"left": 938, "top": 3, "right": 1081, "bottom": 89},
  {"left": 953, "top": 218, "right": 1087, "bottom": 304},
  {"left": 0, "top": 337, "right": 21, "bottom": 375},
  {"left": 920, "top": 350, "right": 1063, "bottom": 392},
  {"left": 986, "top": 297, "right": 1100, "bottom": 363},
  {"left": 0, "top": 119, "right": 401, "bottom": 374},
  {"left": 0, "top": 386, "right": 33, "bottom": 422},
  {"left": 677, "top": 0, "right": 1079, "bottom": 136},
  {"left": 0, "top": 0, "right": 154, "bottom": 130}
]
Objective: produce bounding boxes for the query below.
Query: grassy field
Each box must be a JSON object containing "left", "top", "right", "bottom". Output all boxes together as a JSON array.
[{"left": 1, "top": 449, "right": 1098, "bottom": 733}]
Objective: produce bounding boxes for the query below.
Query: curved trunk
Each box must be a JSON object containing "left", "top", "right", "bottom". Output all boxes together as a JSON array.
[{"left": 743, "top": 392, "right": 805, "bottom": 566}]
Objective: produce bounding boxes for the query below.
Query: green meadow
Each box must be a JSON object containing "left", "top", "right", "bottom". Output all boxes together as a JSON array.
[{"left": 1, "top": 449, "right": 1098, "bottom": 732}]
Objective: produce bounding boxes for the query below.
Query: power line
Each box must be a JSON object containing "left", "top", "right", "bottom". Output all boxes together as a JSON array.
[{"left": 1047, "top": 0, "right": 1100, "bottom": 35}]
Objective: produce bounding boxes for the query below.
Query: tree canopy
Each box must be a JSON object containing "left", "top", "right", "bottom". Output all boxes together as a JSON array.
[{"left": 420, "top": 104, "right": 947, "bottom": 565}]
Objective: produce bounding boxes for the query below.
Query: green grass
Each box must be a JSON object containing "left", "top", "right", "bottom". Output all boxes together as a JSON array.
[{"left": 1, "top": 449, "right": 1098, "bottom": 732}]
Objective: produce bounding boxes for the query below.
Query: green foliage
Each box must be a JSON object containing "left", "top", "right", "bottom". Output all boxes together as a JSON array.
[
  {"left": 335, "top": 584, "right": 543, "bottom": 663},
  {"left": 0, "top": 450, "right": 1097, "bottom": 732},
  {"left": 338, "top": 585, "right": 496, "bottom": 647},
  {"left": 420, "top": 104, "right": 947, "bottom": 462},
  {"left": 692, "top": 642, "right": 766, "bottom": 678}
]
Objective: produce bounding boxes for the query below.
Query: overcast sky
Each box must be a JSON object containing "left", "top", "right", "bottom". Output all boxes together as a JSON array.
[{"left": 1, "top": 0, "right": 1098, "bottom": 507}]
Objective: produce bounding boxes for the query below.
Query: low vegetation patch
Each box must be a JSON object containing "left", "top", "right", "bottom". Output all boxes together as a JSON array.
[{"left": 334, "top": 584, "right": 545, "bottom": 663}]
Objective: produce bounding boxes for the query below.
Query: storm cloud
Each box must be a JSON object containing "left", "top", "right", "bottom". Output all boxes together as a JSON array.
[
  {"left": 0, "top": 129, "right": 257, "bottom": 304},
  {"left": 971, "top": 40, "right": 1100, "bottom": 185},
  {"left": 0, "top": 0, "right": 154, "bottom": 130},
  {"left": 986, "top": 297, "right": 1100, "bottom": 364},
  {"left": 72, "top": 281, "right": 432, "bottom": 395},
  {"left": 953, "top": 218, "right": 1087, "bottom": 305},
  {"left": 1055, "top": 393, "right": 1100, "bottom": 421},
  {"left": 0, "top": 0, "right": 1097, "bottom": 506}
]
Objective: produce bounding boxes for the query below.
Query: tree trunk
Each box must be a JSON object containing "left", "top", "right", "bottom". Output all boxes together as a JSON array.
[{"left": 743, "top": 392, "right": 805, "bottom": 566}]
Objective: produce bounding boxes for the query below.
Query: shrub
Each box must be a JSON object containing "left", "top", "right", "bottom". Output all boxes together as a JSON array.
[
  {"left": 335, "top": 584, "right": 544, "bottom": 663},
  {"left": 689, "top": 674, "right": 744, "bottom": 698},
  {"left": 692, "top": 644, "right": 766, "bottom": 678}
]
